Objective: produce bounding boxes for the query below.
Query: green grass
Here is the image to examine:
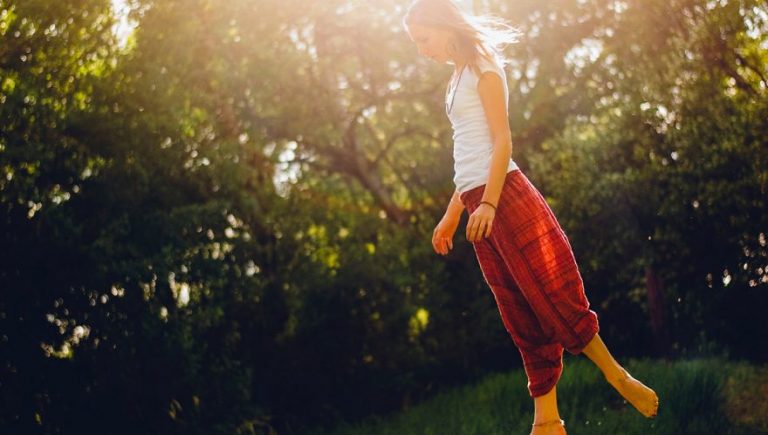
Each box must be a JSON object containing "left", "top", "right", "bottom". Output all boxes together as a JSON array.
[{"left": 308, "top": 356, "right": 768, "bottom": 435}]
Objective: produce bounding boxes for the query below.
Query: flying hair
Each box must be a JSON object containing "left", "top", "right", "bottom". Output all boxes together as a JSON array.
[{"left": 402, "top": 0, "right": 523, "bottom": 74}]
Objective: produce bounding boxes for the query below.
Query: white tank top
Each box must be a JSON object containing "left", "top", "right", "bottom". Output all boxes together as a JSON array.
[{"left": 446, "top": 55, "right": 519, "bottom": 194}]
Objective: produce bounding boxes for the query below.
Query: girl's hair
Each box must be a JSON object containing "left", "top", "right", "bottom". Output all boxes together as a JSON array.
[{"left": 402, "top": 0, "right": 523, "bottom": 74}]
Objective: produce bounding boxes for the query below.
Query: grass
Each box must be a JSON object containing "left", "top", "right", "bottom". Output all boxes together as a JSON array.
[{"left": 307, "top": 356, "right": 768, "bottom": 435}]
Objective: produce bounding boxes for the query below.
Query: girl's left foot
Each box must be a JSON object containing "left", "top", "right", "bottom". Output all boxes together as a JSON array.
[
  {"left": 606, "top": 367, "right": 659, "bottom": 418},
  {"left": 530, "top": 418, "right": 566, "bottom": 435}
]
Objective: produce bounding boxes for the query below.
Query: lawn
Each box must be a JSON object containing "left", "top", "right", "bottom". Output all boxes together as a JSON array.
[{"left": 308, "top": 356, "right": 768, "bottom": 435}]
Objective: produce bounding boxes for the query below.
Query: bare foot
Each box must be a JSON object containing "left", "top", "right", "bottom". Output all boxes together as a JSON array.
[
  {"left": 606, "top": 367, "right": 659, "bottom": 418},
  {"left": 530, "top": 418, "right": 566, "bottom": 435}
]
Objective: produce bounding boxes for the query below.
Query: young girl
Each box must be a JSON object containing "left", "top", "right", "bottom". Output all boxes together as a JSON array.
[{"left": 403, "top": 1, "right": 659, "bottom": 433}]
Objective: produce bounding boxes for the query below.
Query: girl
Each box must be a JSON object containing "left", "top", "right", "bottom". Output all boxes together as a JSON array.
[{"left": 402, "top": 1, "right": 659, "bottom": 433}]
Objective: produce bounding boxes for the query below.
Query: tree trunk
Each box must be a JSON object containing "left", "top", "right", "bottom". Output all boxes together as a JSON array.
[{"left": 645, "top": 264, "right": 672, "bottom": 358}]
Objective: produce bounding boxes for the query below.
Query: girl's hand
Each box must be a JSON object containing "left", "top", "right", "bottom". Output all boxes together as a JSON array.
[
  {"left": 466, "top": 203, "right": 495, "bottom": 242},
  {"left": 432, "top": 214, "right": 459, "bottom": 255}
]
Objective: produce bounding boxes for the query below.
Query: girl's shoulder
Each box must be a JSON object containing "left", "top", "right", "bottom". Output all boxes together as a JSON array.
[{"left": 468, "top": 54, "right": 505, "bottom": 79}]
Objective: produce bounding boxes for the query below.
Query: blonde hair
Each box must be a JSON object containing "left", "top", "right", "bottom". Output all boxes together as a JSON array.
[{"left": 403, "top": 0, "right": 523, "bottom": 75}]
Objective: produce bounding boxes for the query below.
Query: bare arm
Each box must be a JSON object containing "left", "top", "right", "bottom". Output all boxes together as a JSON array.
[
  {"left": 464, "top": 69, "right": 512, "bottom": 242},
  {"left": 477, "top": 70, "right": 513, "bottom": 208},
  {"left": 432, "top": 189, "right": 464, "bottom": 255},
  {"left": 444, "top": 189, "right": 465, "bottom": 222}
]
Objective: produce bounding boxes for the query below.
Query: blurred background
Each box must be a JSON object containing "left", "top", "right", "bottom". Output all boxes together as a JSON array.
[{"left": 1, "top": 0, "right": 766, "bottom": 433}]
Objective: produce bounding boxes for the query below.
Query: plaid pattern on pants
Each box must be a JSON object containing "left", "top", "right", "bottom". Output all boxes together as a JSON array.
[{"left": 460, "top": 169, "right": 600, "bottom": 397}]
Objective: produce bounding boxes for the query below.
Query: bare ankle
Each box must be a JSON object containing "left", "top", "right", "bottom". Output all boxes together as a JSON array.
[
  {"left": 534, "top": 415, "right": 562, "bottom": 424},
  {"left": 604, "top": 365, "right": 628, "bottom": 383},
  {"left": 532, "top": 418, "right": 565, "bottom": 431}
]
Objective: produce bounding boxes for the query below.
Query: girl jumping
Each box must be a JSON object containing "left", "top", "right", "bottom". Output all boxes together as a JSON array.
[{"left": 402, "top": 1, "right": 659, "bottom": 433}]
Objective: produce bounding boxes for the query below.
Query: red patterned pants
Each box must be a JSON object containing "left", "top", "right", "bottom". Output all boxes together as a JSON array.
[{"left": 460, "top": 169, "right": 600, "bottom": 397}]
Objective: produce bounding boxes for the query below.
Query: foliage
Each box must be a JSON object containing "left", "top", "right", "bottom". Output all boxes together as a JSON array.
[{"left": 1, "top": 0, "right": 765, "bottom": 433}]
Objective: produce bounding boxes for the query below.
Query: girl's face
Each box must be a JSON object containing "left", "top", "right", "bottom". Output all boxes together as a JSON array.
[{"left": 406, "top": 24, "right": 456, "bottom": 64}]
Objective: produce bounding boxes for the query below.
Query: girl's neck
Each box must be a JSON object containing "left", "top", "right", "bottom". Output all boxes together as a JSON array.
[{"left": 452, "top": 58, "right": 467, "bottom": 74}]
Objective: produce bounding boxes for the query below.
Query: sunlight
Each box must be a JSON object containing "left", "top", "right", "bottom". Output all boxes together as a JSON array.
[
  {"left": 408, "top": 307, "right": 430, "bottom": 340},
  {"left": 564, "top": 38, "right": 603, "bottom": 73},
  {"left": 273, "top": 141, "right": 304, "bottom": 197},
  {"left": 111, "top": 0, "right": 136, "bottom": 48},
  {"left": 169, "top": 272, "right": 191, "bottom": 307}
]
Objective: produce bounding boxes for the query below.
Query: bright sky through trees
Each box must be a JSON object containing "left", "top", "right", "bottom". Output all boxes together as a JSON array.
[{"left": 111, "top": 0, "right": 134, "bottom": 47}]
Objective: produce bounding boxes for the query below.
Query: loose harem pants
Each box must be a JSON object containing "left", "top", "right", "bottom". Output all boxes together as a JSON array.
[{"left": 460, "top": 169, "right": 600, "bottom": 398}]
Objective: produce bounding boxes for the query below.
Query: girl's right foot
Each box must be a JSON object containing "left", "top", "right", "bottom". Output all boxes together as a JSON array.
[{"left": 606, "top": 367, "right": 659, "bottom": 418}]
